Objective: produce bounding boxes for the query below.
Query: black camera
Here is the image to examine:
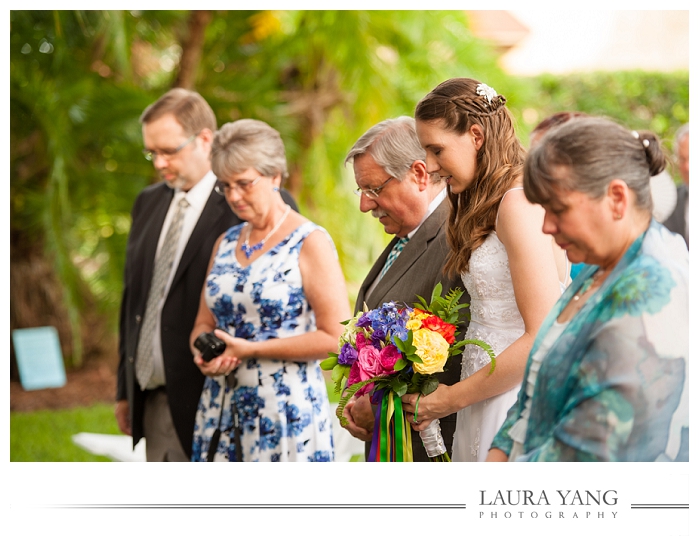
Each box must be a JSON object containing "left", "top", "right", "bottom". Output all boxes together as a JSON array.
[{"left": 194, "top": 331, "right": 226, "bottom": 362}]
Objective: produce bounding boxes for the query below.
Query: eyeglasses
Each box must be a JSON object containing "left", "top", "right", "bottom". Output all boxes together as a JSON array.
[
  {"left": 214, "top": 175, "right": 266, "bottom": 195},
  {"left": 143, "top": 134, "right": 197, "bottom": 162},
  {"left": 353, "top": 176, "right": 394, "bottom": 199}
]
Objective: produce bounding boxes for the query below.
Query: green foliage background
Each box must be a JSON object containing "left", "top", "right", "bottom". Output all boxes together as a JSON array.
[
  {"left": 9, "top": 10, "right": 688, "bottom": 369},
  {"left": 523, "top": 71, "right": 689, "bottom": 170}
]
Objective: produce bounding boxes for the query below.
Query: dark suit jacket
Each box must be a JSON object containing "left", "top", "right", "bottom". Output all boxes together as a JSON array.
[
  {"left": 354, "top": 199, "right": 469, "bottom": 461},
  {"left": 116, "top": 180, "right": 296, "bottom": 457},
  {"left": 663, "top": 184, "right": 688, "bottom": 248}
]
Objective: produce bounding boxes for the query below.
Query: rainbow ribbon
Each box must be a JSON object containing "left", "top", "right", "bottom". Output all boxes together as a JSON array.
[{"left": 368, "top": 389, "right": 413, "bottom": 461}]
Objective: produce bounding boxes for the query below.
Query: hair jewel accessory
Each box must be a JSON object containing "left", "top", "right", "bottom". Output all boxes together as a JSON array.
[
  {"left": 476, "top": 83, "right": 498, "bottom": 104},
  {"left": 631, "top": 130, "right": 650, "bottom": 148}
]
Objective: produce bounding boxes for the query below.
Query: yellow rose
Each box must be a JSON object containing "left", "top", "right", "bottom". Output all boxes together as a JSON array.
[
  {"left": 412, "top": 328, "right": 449, "bottom": 374},
  {"left": 410, "top": 309, "right": 430, "bottom": 321},
  {"left": 406, "top": 309, "right": 429, "bottom": 331},
  {"left": 406, "top": 318, "right": 423, "bottom": 331}
]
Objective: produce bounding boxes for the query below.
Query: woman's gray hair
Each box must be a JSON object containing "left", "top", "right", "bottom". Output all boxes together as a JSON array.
[
  {"left": 524, "top": 117, "right": 667, "bottom": 214},
  {"left": 344, "top": 116, "right": 428, "bottom": 181},
  {"left": 211, "top": 119, "right": 289, "bottom": 182}
]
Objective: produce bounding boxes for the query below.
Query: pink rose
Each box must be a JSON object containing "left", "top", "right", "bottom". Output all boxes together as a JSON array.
[
  {"left": 347, "top": 362, "right": 366, "bottom": 388},
  {"left": 357, "top": 345, "right": 382, "bottom": 376},
  {"left": 347, "top": 367, "right": 373, "bottom": 397},
  {"left": 355, "top": 331, "right": 368, "bottom": 350},
  {"left": 378, "top": 344, "right": 401, "bottom": 374},
  {"left": 347, "top": 345, "right": 381, "bottom": 397}
]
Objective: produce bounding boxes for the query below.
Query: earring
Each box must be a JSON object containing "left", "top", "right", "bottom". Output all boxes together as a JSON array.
[
  {"left": 273, "top": 186, "right": 280, "bottom": 193},
  {"left": 615, "top": 214, "right": 622, "bottom": 220}
]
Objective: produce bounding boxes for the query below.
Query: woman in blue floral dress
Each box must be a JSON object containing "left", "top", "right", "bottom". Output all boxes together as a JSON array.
[
  {"left": 189, "top": 119, "right": 350, "bottom": 462},
  {"left": 489, "top": 117, "right": 689, "bottom": 462}
]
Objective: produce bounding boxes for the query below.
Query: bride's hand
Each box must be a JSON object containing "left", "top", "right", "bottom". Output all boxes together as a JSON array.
[{"left": 401, "top": 384, "right": 452, "bottom": 431}]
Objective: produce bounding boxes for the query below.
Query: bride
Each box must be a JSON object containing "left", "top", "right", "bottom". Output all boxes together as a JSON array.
[{"left": 403, "top": 78, "right": 569, "bottom": 461}]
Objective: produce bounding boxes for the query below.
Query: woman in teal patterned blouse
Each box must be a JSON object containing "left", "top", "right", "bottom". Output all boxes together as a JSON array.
[{"left": 488, "top": 117, "right": 689, "bottom": 462}]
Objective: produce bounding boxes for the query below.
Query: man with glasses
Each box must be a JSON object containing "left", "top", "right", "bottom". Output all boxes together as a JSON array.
[
  {"left": 115, "top": 88, "right": 296, "bottom": 461},
  {"left": 342, "top": 116, "right": 468, "bottom": 461}
]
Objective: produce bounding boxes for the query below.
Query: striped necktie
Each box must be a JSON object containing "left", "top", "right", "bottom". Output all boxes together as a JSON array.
[
  {"left": 379, "top": 237, "right": 409, "bottom": 280},
  {"left": 135, "top": 196, "right": 189, "bottom": 390}
]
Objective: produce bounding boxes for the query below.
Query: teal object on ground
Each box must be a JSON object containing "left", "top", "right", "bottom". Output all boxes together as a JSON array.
[{"left": 12, "top": 326, "right": 66, "bottom": 390}]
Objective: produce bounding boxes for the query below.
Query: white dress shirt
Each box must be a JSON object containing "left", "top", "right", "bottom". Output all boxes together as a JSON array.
[
  {"left": 365, "top": 188, "right": 447, "bottom": 299},
  {"left": 147, "top": 171, "right": 217, "bottom": 388}
]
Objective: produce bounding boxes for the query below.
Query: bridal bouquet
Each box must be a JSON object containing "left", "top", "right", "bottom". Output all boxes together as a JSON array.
[{"left": 321, "top": 283, "right": 495, "bottom": 461}]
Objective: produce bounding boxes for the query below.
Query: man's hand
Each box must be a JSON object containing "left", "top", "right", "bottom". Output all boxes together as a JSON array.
[
  {"left": 341, "top": 395, "right": 374, "bottom": 442},
  {"left": 115, "top": 399, "right": 132, "bottom": 436}
]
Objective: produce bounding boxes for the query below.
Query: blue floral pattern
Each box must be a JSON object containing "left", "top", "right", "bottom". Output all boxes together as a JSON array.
[{"left": 191, "top": 222, "right": 335, "bottom": 462}]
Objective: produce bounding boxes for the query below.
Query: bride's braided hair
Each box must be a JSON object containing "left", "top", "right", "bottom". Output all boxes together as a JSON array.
[
  {"left": 447, "top": 93, "right": 507, "bottom": 118},
  {"left": 415, "top": 78, "right": 526, "bottom": 275}
]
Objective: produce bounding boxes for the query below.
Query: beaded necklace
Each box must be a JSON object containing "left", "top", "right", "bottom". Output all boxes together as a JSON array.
[{"left": 241, "top": 205, "right": 291, "bottom": 259}]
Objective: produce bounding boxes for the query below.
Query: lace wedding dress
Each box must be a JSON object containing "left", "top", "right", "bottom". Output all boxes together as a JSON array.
[{"left": 451, "top": 230, "right": 524, "bottom": 462}]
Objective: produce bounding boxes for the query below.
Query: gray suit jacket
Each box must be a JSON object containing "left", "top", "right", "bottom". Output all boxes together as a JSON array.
[
  {"left": 663, "top": 184, "right": 688, "bottom": 248},
  {"left": 354, "top": 198, "right": 469, "bottom": 461}
]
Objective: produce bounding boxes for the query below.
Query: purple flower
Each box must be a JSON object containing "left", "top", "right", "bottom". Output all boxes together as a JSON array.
[
  {"left": 371, "top": 327, "right": 387, "bottom": 345},
  {"left": 356, "top": 313, "right": 372, "bottom": 328},
  {"left": 338, "top": 343, "right": 358, "bottom": 365}
]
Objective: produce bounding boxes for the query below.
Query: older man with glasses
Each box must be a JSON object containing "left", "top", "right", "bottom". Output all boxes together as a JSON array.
[
  {"left": 116, "top": 88, "right": 296, "bottom": 461},
  {"left": 664, "top": 123, "right": 689, "bottom": 248},
  {"left": 342, "top": 116, "right": 469, "bottom": 461}
]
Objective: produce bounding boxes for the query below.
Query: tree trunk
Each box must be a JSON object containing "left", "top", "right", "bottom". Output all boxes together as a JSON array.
[
  {"left": 282, "top": 62, "right": 343, "bottom": 201},
  {"left": 10, "top": 244, "right": 118, "bottom": 380},
  {"left": 10, "top": 247, "right": 74, "bottom": 379},
  {"left": 173, "top": 10, "right": 213, "bottom": 90}
]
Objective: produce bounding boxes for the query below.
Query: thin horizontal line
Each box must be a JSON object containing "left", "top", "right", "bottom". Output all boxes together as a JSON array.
[
  {"left": 46, "top": 503, "right": 466, "bottom": 510},
  {"left": 631, "top": 503, "right": 689, "bottom": 507},
  {"left": 630, "top": 504, "right": 688, "bottom": 509}
]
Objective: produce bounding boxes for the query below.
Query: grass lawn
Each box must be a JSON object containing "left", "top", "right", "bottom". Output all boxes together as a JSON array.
[
  {"left": 10, "top": 403, "right": 121, "bottom": 462},
  {"left": 11, "top": 381, "right": 350, "bottom": 462}
]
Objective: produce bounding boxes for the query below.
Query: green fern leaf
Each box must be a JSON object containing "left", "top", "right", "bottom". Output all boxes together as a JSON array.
[
  {"left": 335, "top": 375, "right": 391, "bottom": 426},
  {"left": 462, "top": 339, "right": 497, "bottom": 375}
]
